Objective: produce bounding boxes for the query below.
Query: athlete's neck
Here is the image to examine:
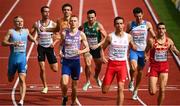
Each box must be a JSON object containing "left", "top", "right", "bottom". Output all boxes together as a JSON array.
[
  {"left": 70, "top": 28, "right": 78, "bottom": 35},
  {"left": 115, "top": 30, "right": 124, "bottom": 36},
  {"left": 64, "top": 16, "right": 70, "bottom": 21},
  {"left": 88, "top": 21, "right": 96, "bottom": 27},
  {"left": 156, "top": 35, "right": 166, "bottom": 44}
]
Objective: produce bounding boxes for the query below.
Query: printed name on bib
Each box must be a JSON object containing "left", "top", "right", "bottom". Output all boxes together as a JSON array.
[
  {"left": 154, "top": 50, "right": 167, "bottom": 62},
  {"left": 14, "top": 41, "right": 25, "bottom": 52}
]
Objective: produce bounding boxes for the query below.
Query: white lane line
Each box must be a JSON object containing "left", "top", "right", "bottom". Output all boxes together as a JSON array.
[
  {"left": 47, "top": 0, "right": 52, "bottom": 7},
  {"left": 111, "top": 0, "right": 147, "bottom": 105},
  {"left": 75, "top": 0, "right": 84, "bottom": 105},
  {"left": 11, "top": 1, "right": 53, "bottom": 106},
  {"left": 144, "top": 0, "right": 180, "bottom": 68},
  {"left": 79, "top": 0, "right": 84, "bottom": 26},
  {"left": 111, "top": 0, "right": 118, "bottom": 17},
  {"left": 0, "top": 0, "right": 20, "bottom": 27}
]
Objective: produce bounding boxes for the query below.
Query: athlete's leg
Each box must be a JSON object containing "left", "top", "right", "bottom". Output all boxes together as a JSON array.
[
  {"left": 117, "top": 82, "right": 125, "bottom": 105},
  {"left": 61, "top": 74, "right": 69, "bottom": 105},
  {"left": 61, "top": 74, "right": 69, "bottom": 97},
  {"left": 84, "top": 53, "right": 92, "bottom": 82},
  {"left": 158, "top": 73, "right": 168, "bottom": 105},
  {"left": 18, "top": 73, "right": 26, "bottom": 105},
  {"left": 94, "top": 58, "right": 102, "bottom": 87},
  {"left": 134, "top": 66, "right": 143, "bottom": 91},
  {"left": 83, "top": 53, "right": 92, "bottom": 91},
  {"left": 129, "top": 60, "right": 137, "bottom": 91},
  {"left": 49, "top": 63, "right": 58, "bottom": 72},
  {"left": 102, "top": 61, "right": 115, "bottom": 93},
  {"left": 39, "top": 61, "right": 48, "bottom": 93},
  {"left": 149, "top": 76, "right": 158, "bottom": 95},
  {"left": 71, "top": 80, "right": 77, "bottom": 105}
]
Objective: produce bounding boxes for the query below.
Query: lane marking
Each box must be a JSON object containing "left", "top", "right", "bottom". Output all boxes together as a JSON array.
[
  {"left": 74, "top": 0, "right": 84, "bottom": 105},
  {"left": 111, "top": 0, "right": 118, "bottom": 17},
  {"left": 79, "top": 0, "right": 84, "bottom": 26},
  {"left": 11, "top": 1, "right": 53, "bottom": 105},
  {"left": 0, "top": 0, "right": 20, "bottom": 27}
]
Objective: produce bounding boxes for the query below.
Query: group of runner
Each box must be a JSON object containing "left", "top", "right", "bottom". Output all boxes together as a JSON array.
[{"left": 2, "top": 3, "right": 180, "bottom": 106}]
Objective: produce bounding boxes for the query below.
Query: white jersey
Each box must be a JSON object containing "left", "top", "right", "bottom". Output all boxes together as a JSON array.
[
  {"left": 109, "top": 32, "right": 129, "bottom": 61},
  {"left": 130, "top": 21, "right": 148, "bottom": 51},
  {"left": 36, "top": 20, "right": 54, "bottom": 48}
]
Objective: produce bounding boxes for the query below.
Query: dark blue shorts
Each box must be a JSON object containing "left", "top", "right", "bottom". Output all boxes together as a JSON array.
[
  {"left": 61, "top": 58, "right": 80, "bottom": 80},
  {"left": 129, "top": 49, "right": 145, "bottom": 67},
  {"left": 8, "top": 53, "right": 27, "bottom": 77}
]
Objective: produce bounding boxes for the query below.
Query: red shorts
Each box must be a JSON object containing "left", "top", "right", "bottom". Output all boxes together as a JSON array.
[
  {"left": 149, "top": 62, "right": 169, "bottom": 77},
  {"left": 103, "top": 60, "right": 127, "bottom": 86}
]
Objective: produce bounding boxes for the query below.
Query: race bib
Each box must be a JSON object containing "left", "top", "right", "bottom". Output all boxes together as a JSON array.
[
  {"left": 65, "top": 47, "right": 78, "bottom": 58},
  {"left": 133, "top": 35, "right": 145, "bottom": 44},
  {"left": 39, "top": 34, "right": 52, "bottom": 46},
  {"left": 154, "top": 50, "right": 167, "bottom": 62},
  {"left": 14, "top": 41, "right": 26, "bottom": 52},
  {"left": 87, "top": 37, "right": 98, "bottom": 46},
  {"left": 111, "top": 47, "right": 126, "bottom": 58}
]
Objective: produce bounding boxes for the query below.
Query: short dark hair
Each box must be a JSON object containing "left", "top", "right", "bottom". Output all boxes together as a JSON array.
[
  {"left": 62, "top": 3, "right": 72, "bottom": 11},
  {"left": 87, "top": 9, "right": 96, "bottom": 16},
  {"left": 133, "top": 7, "right": 143, "bottom": 14},
  {"left": 41, "top": 6, "right": 49, "bottom": 13},
  {"left": 157, "top": 22, "right": 165, "bottom": 28},
  {"left": 114, "top": 16, "right": 124, "bottom": 25}
]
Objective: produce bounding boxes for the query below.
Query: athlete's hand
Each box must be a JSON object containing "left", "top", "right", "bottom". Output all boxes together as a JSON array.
[
  {"left": 39, "top": 26, "right": 46, "bottom": 32},
  {"left": 13, "top": 41, "right": 19, "bottom": 46},
  {"left": 50, "top": 43, "right": 55, "bottom": 48},
  {"left": 90, "top": 44, "right": 99, "bottom": 50},
  {"left": 144, "top": 54, "right": 149, "bottom": 62},
  {"left": 59, "top": 50, "right": 64, "bottom": 58},
  {"left": 101, "top": 56, "right": 108, "bottom": 64}
]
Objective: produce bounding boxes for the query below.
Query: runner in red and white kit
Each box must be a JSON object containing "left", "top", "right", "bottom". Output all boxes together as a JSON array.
[
  {"left": 102, "top": 16, "right": 136, "bottom": 105},
  {"left": 145, "top": 22, "right": 180, "bottom": 105}
]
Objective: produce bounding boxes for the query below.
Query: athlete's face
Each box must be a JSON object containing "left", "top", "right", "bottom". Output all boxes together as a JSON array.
[
  {"left": 69, "top": 16, "right": 79, "bottom": 29},
  {"left": 157, "top": 25, "right": 166, "bottom": 36},
  {"left": 87, "top": 13, "right": 96, "bottom": 25},
  {"left": 134, "top": 13, "right": 143, "bottom": 23},
  {"left": 114, "top": 19, "right": 124, "bottom": 31},
  {"left": 14, "top": 17, "right": 24, "bottom": 29},
  {"left": 62, "top": 6, "right": 72, "bottom": 18},
  {"left": 41, "top": 8, "right": 50, "bottom": 19}
]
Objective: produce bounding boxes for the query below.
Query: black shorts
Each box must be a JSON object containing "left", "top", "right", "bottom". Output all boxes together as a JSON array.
[
  {"left": 37, "top": 45, "right": 57, "bottom": 64},
  {"left": 90, "top": 47, "right": 101, "bottom": 59}
]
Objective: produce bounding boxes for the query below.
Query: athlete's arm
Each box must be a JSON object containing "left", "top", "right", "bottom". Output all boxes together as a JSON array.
[
  {"left": 97, "top": 23, "right": 107, "bottom": 47},
  {"left": 59, "top": 31, "right": 65, "bottom": 58},
  {"left": 79, "top": 31, "right": 90, "bottom": 54},
  {"left": 145, "top": 38, "right": 153, "bottom": 61},
  {"left": 30, "top": 23, "right": 37, "bottom": 36},
  {"left": 147, "top": 21, "right": 156, "bottom": 38},
  {"left": 169, "top": 38, "right": 180, "bottom": 57},
  {"left": 2, "top": 29, "right": 15, "bottom": 46},
  {"left": 126, "top": 21, "right": 132, "bottom": 33},
  {"left": 26, "top": 29, "right": 38, "bottom": 45},
  {"left": 128, "top": 33, "right": 137, "bottom": 51},
  {"left": 102, "top": 34, "right": 111, "bottom": 50}
]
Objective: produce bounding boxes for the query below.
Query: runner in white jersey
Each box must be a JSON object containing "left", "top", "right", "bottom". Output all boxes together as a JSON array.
[
  {"left": 126, "top": 7, "right": 156, "bottom": 100},
  {"left": 31, "top": 6, "right": 59, "bottom": 94},
  {"left": 2, "top": 16, "right": 37, "bottom": 105},
  {"left": 102, "top": 16, "right": 136, "bottom": 105}
]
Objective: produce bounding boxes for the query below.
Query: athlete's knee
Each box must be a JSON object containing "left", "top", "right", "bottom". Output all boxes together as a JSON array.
[
  {"left": 102, "top": 86, "right": 109, "bottom": 94},
  {"left": 149, "top": 88, "right": 156, "bottom": 95},
  {"left": 8, "top": 76, "right": 14, "bottom": 82}
]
